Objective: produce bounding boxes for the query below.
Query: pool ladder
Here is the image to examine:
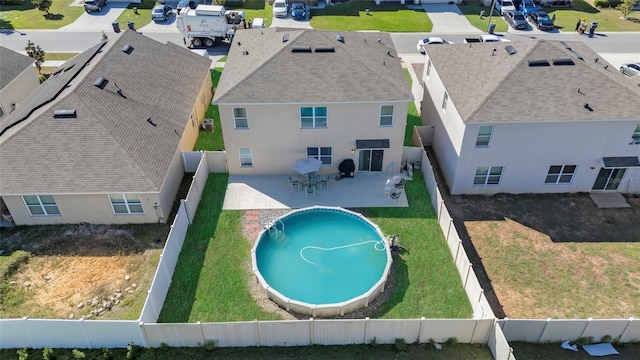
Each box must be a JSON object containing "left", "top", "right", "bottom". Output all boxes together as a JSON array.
[{"left": 264, "top": 217, "right": 285, "bottom": 236}]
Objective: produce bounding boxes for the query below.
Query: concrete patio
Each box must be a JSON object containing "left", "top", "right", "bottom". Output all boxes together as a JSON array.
[{"left": 222, "top": 172, "right": 409, "bottom": 210}]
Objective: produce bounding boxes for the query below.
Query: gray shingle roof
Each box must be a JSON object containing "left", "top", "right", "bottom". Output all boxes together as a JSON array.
[
  {"left": 0, "top": 30, "right": 212, "bottom": 195},
  {"left": 0, "top": 46, "right": 34, "bottom": 90},
  {"left": 424, "top": 40, "right": 640, "bottom": 123},
  {"left": 213, "top": 29, "right": 413, "bottom": 104}
]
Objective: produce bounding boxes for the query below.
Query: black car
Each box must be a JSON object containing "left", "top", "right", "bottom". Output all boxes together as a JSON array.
[
  {"left": 528, "top": 11, "right": 554, "bottom": 31},
  {"left": 84, "top": 0, "right": 107, "bottom": 12},
  {"left": 505, "top": 10, "right": 529, "bottom": 30}
]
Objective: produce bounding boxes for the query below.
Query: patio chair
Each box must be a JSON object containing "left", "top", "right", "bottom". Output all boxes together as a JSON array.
[
  {"left": 305, "top": 185, "right": 316, "bottom": 197},
  {"left": 388, "top": 189, "right": 403, "bottom": 204},
  {"left": 394, "top": 178, "right": 406, "bottom": 189},
  {"left": 319, "top": 176, "right": 330, "bottom": 189},
  {"left": 289, "top": 176, "right": 301, "bottom": 190}
]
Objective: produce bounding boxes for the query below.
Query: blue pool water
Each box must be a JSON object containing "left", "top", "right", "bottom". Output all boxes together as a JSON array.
[{"left": 255, "top": 208, "right": 388, "bottom": 305}]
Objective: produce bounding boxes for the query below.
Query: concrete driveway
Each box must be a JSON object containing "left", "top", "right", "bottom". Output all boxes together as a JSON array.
[
  {"left": 138, "top": 12, "right": 180, "bottom": 33},
  {"left": 422, "top": 4, "right": 482, "bottom": 34},
  {"left": 60, "top": 4, "right": 126, "bottom": 31},
  {"left": 270, "top": 4, "right": 312, "bottom": 29}
]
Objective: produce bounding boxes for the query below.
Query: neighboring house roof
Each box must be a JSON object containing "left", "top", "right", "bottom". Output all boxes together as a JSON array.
[
  {"left": 213, "top": 29, "right": 413, "bottom": 104},
  {"left": 424, "top": 40, "right": 640, "bottom": 123},
  {"left": 0, "top": 30, "right": 212, "bottom": 195},
  {"left": 0, "top": 42, "right": 106, "bottom": 136},
  {"left": 0, "top": 46, "right": 34, "bottom": 90}
]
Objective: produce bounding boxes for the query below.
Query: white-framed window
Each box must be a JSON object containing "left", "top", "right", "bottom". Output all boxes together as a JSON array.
[
  {"left": 476, "top": 125, "right": 493, "bottom": 147},
  {"left": 632, "top": 123, "right": 640, "bottom": 144},
  {"left": 442, "top": 92, "right": 448, "bottom": 111},
  {"left": 426, "top": 60, "right": 431, "bottom": 77},
  {"left": 474, "top": 166, "right": 503, "bottom": 185},
  {"left": 23, "top": 195, "right": 60, "bottom": 216},
  {"left": 109, "top": 194, "right": 144, "bottom": 214},
  {"left": 307, "top": 147, "right": 332, "bottom": 165},
  {"left": 379, "top": 105, "right": 394, "bottom": 126},
  {"left": 545, "top": 165, "right": 577, "bottom": 184},
  {"left": 300, "top": 107, "right": 327, "bottom": 128},
  {"left": 233, "top": 108, "right": 248, "bottom": 129},
  {"left": 239, "top": 148, "right": 253, "bottom": 167}
]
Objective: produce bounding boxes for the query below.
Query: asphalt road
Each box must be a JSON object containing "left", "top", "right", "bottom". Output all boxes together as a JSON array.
[{"left": 1, "top": 28, "right": 638, "bottom": 67}]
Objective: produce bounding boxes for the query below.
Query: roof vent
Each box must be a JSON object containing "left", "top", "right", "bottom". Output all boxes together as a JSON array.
[
  {"left": 283, "top": 33, "right": 289, "bottom": 43},
  {"left": 291, "top": 46, "right": 312, "bottom": 53},
  {"left": 53, "top": 109, "right": 77, "bottom": 118},
  {"left": 336, "top": 33, "right": 344, "bottom": 43},
  {"left": 121, "top": 44, "right": 133, "bottom": 54},
  {"left": 93, "top": 76, "right": 108, "bottom": 89},
  {"left": 553, "top": 57, "right": 574, "bottom": 66},
  {"left": 314, "top": 46, "right": 334, "bottom": 53},
  {"left": 528, "top": 59, "right": 550, "bottom": 67},
  {"left": 505, "top": 45, "right": 517, "bottom": 55}
]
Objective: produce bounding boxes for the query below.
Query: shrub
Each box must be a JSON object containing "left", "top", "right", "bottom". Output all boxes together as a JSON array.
[
  {"left": 593, "top": 0, "right": 609, "bottom": 7},
  {"left": 42, "top": 347, "right": 55, "bottom": 360},
  {"left": 102, "top": 347, "right": 113, "bottom": 360},
  {"left": 17, "top": 348, "right": 29, "bottom": 360},
  {"left": 394, "top": 338, "right": 408, "bottom": 352},
  {"left": 369, "top": 337, "right": 378, "bottom": 347},
  {"left": 126, "top": 343, "right": 141, "bottom": 360},
  {"left": 0, "top": 250, "right": 30, "bottom": 280},
  {"left": 202, "top": 340, "right": 217, "bottom": 351},
  {"left": 575, "top": 336, "right": 594, "bottom": 346},
  {"left": 601, "top": 335, "right": 613, "bottom": 343},
  {"left": 71, "top": 349, "right": 85, "bottom": 359},
  {"left": 446, "top": 337, "right": 459, "bottom": 346}
]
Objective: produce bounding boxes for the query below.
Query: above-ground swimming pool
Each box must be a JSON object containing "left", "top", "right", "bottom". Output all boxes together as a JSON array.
[{"left": 251, "top": 206, "right": 392, "bottom": 317}]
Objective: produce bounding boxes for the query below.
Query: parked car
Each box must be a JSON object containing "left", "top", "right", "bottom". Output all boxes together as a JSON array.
[
  {"left": 273, "top": 0, "right": 289, "bottom": 18},
  {"left": 291, "top": 2, "right": 306, "bottom": 20},
  {"left": 519, "top": 0, "right": 540, "bottom": 16},
  {"left": 416, "top": 37, "right": 454, "bottom": 54},
  {"left": 176, "top": 0, "right": 197, "bottom": 14},
  {"left": 151, "top": 5, "right": 172, "bottom": 22},
  {"left": 84, "top": 0, "right": 107, "bottom": 13},
  {"left": 528, "top": 11, "right": 554, "bottom": 31},
  {"left": 620, "top": 62, "right": 640, "bottom": 77},
  {"left": 494, "top": 0, "right": 516, "bottom": 15},
  {"left": 505, "top": 10, "right": 529, "bottom": 30}
]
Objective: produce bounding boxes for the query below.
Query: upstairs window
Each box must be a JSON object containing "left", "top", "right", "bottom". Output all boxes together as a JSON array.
[
  {"left": 23, "top": 195, "right": 60, "bottom": 216},
  {"left": 476, "top": 126, "right": 493, "bottom": 147},
  {"left": 380, "top": 106, "right": 394, "bottom": 126},
  {"left": 300, "top": 107, "right": 327, "bottom": 128},
  {"left": 233, "top": 108, "right": 248, "bottom": 129}
]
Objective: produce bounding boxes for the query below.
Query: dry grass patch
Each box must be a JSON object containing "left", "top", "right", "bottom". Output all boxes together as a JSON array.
[{"left": 467, "top": 218, "right": 640, "bottom": 319}]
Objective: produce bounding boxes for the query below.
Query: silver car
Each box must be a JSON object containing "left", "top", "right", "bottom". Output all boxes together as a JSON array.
[{"left": 620, "top": 63, "right": 640, "bottom": 77}]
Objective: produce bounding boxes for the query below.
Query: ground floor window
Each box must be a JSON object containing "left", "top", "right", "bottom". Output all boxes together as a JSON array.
[
  {"left": 545, "top": 165, "right": 576, "bottom": 184},
  {"left": 239, "top": 148, "right": 253, "bottom": 167},
  {"left": 23, "top": 195, "right": 60, "bottom": 216},
  {"left": 307, "top": 147, "right": 332, "bottom": 165},
  {"left": 474, "top": 166, "right": 503, "bottom": 185},
  {"left": 109, "top": 194, "right": 144, "bottom": 214}
]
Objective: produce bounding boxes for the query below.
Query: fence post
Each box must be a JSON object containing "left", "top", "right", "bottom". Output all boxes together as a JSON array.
[
  {"left": 364, "top": 317, "right": 370, "bottom": 344},
  {"left": 619, "top": 317, "right": 634, "bottom": 342},
  {"left": 437, "top": 200, "right": 444, "bottom": 222},
  {"left": 454, "top": 240, "right": 463, "bottom": 264},
  {"left": 22, "top": 317, "right": 36, "bottom": 349},
  {"left": 181, "top": 199, "right": 192, "bottom": 224},
  {"left": 309, "top": 318, "right": 315, "bottom": 345},
  {"left": 464, "top": 263, "right": 473, "bottom": 289},
  {"left": 139, "top": 321, "right": 151, "bottom": 348},
  {"left": 254, "top": 319, "right": 261, "bottom": 347},
  {"left": 538, "top": 318, "right": 551, "bottom": 342},
  {"left": 192, "top": 174, "right": 201, "bottom": 198},
  {"left": 80, "top": 318, "right": 92, "bottom": 348},
  {"left": 417, "top": 317, "right": 425, "bottom": 343},
  {"left": 446, "top": 219, "right": 453, "bottom": 243},
  {"left": 579, "top": 318, "right": 592, "bottom": 339}
]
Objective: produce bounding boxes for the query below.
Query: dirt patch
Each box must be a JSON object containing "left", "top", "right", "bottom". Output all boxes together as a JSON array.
[{"left": 0, "top": 224, "right": 168, "bottom": 320}]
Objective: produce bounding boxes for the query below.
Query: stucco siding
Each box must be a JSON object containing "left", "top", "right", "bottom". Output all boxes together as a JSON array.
[
  {"left": 0, "top": 67, "right": 39, "bottom": 119},
  {"left": 452, "top": 121, "right": 640, "bottom": 194},
  {"left": 3, "top": 193, "right": 162, "bottom": 226},
  {"left": 220, "top": 102, "right": 408, "bottom": 175}
]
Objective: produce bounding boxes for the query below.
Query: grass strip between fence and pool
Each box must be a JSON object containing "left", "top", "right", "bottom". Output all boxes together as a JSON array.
[{"left": 159, "top": 172, "right": 472, "bottom": 323}]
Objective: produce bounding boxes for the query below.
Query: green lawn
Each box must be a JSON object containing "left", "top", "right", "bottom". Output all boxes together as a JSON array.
[
  {"left": 44, "top": 52, "right": 79, "bottom": 61},
  {"left": 310, "top": 1, "right": 433, "bottom": 32},
  {"left": 0, "top": 0, "right": 85, "bottom": 29},
  {"left": 193, "top": 68, "right": 225, "bottom": 151},
  {"left": 228, "top": 0, "right": 273, "bottom": 27},
  {"left": 115, "top": 0, "right": 157, "bottom": 30},
  {"left": 158, "top": 170, "right": 471, "bottom": 322},
  {"left": 462, "top": 0, "right": 639, "bottom": 32}
]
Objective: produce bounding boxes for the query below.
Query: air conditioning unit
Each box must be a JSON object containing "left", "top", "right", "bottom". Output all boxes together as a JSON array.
[{"left": 630, "top": 137, "right": 640, "bottom": 145}]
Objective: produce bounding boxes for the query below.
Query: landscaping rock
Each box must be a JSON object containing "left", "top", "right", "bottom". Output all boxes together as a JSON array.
[
  {"left": 23, "top": 281, "right": 30, "bottom": 287},
  {"left": 43, "top": 275, "right": 52, "bottom": 281},
  {"left": 125, "top": 274, "right": 130, "bottom": 281},
  {"left": 77, "top": 302, "right": 84, "bottom": 309}
]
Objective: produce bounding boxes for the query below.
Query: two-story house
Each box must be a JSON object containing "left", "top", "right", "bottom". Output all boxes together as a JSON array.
[
  {"left": 0, "top": 47, "right": 39, "bottom": 121},
  {"left": 0, "top": 30, "right": 213, "bottom": 226},
  {"left": 420, "top": 40, "right": 640, "bottom": 195},
  {"left": 213, "top": 29, "right": 413, "bottom": 176}
]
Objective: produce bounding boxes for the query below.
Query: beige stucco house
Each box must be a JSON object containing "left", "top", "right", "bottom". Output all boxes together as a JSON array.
[
  {"left": 0, "top": 47, "right": 39, "bottom": 121},
  {"left": 0, "top": 30, "right": 213, "bottom": 226},
  {"left": 213, "top": 29, "right": 413, "bottom": 176},
  {"left": 420, "top": 40, "right": 640, "bottom": 195}
]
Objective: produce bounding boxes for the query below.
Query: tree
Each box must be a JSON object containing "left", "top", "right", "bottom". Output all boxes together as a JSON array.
[
  {"left": 617, "top": 0, "right": 634, "bottom": 19},
  {"left": 25, "top": 40, "right": 46, "bottom": 74},
  {"left": 32, "top": 0, "right": 53, "bottom": 15}
]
